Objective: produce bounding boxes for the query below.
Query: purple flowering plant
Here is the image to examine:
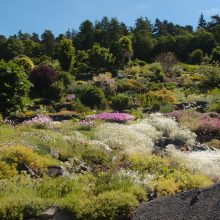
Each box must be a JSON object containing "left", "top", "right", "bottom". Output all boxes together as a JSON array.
[
  {"left": 78, "top": 119, "right": 94, "bottom": 130},
  {"left": 87, "top": 112, "right": 134, "bottom": 123},
  {"left": 23, "top": 114, "right": 53, "bottom": 129}
]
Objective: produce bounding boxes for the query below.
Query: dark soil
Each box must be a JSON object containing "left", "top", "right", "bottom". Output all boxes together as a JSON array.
[{"left": 132, "top": 183, "right": 220, "bottom": 220}]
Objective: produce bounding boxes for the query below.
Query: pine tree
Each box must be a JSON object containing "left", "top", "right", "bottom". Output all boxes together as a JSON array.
[{"left": 198, "top": 13, "right": 207, "bottom": 30}]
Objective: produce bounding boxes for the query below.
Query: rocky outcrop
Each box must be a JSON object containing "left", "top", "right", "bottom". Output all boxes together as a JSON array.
[
  {"left": 132, "top": 183, "right": 220, "bottom": 220},
  {"left": 27, "top": 206, "right": 72, "bottom": 220}
]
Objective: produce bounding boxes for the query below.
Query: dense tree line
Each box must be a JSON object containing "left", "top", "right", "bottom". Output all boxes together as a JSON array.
[
  {"left": 0, "top": 14, "right": 220, "bottom": 116},
  {"left": 0, "top": 14, "right": 220, "bottom": 70}
]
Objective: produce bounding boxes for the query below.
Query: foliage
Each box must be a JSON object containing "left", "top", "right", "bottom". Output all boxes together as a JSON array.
[
  {"left": 93, "top": 73, "right": 117, "bottom": 95},
  {"left": 189, "top": 49, "right": 203, "bottom": 64},
  {"left": 211, "top": 46, "right": 220, "bottom": 62},
  {"left": 80, "top": 86, "right": 105, "bottom": 109},
  {"left": 200, "top": 65, "right": 220, "bottom": 90},
  {"left": 82, "top": 147, "right": 111, "bottom": 166},
  {"left": 13, "top": 55, "right": 35, "bottom": 72},
  {"left": 29, "top": 64, "right": 58, "bottom": 92},
  {"left": 93, "top": 190, "right": 139, "bottom": 219},
  {"left": 0, "top": 146, "right": 57, "bottom": 174},
  {"left": 88, "top": 43, "right": 115, "bottom": 72},
  {"left": 0, "top": 60, "right": 31, "bottom": 116},
  {"left": 111, "top": 93, "right": 131, "bottom": 111},
  {"left": 56, "top": 38, "right": 76, "bottom": 71},
  {"left": 23, "top": 114, "right": 54, "bottom": 129},
  {"left": 0, "top": 161, "right": 17, "bottom": 179}
]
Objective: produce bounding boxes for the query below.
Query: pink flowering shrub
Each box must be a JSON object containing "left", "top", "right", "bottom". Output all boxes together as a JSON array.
[
  {"left": 88, "top": 112, "right": 134, "bottom": 123},
  {"left": 23, "top": 114, "right": 53, "bottom": 129},
  {"left": 78, "top": 119, "right": 94, "bottom": 130},
  {"left": 167, "top": 110, "right": 220, "bottom": 141},
  {"left": 196, "top": 116, "right": 220, "bottom": 141}
]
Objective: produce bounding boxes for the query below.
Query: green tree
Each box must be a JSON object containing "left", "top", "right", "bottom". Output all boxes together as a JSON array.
[
  {"left": 133, "top": 17, "right": 155, "bottom": 61},
  {"left": 174, "top": 33, "right": 194, "bottom": 61},
  {"left": 75, "top": 20, "right": 95, "bottom": 50},
  {"left": 76, "top": 50, "right": 91, "bottom": 73},
  {"left": 197, "top": 13, "right": 207, "bottom": 30},
  {"left": 0, "top": 60, "right": 31, "bottom": 116},
  {"left": 208, "top": 15, "right": 220, "bottom": 43},
  {"left": 13, "top": 55, "right": 35, "bottom": 73},
  {"left": 89, "top": 43, "right": 115, "bottom": 72},
  {"left": 118, "top": 36, "right": 133, "bottom": 64},
  {"left": 56, "top": 38, "right": 76, "bottom": 71},
  {"left": 193, "top": 29, "right": 215, "bottom": 55},
  {"left": 41, "top": 30, "right": 56, "bottom": 56},
  {"left": 133, "top": 32, "right": 155, "bottom": 61},
  {"left": 5, "top": 37, "right": 25, "bottom": 60}
]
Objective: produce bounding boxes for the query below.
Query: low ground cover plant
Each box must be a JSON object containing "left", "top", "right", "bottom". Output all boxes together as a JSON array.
[{"left": 0, "top": 113, "right": 218, "bottom": 219}]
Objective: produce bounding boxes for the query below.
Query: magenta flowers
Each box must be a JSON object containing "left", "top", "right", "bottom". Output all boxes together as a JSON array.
[{"left": 88, "top": 112, "right": 134, "bottom": 123}]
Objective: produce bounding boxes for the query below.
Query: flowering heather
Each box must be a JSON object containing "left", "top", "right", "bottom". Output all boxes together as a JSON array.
[
  {"left": 23, "top": 114, "right": 53, "bottom": 129},
  {"left": 78, "top": 119, "right": 94, "bottom": 129},
  {"left": 196, "top": 115, "right": 220, "bottom": 140},
  {"left": 88, "top": 112, "right": 134, "bottom": 123}
]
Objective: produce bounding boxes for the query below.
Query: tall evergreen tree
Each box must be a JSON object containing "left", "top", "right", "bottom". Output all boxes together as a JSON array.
[
  {"left": 198, "top": 13, "right": 207, "bottom": 29},
  {"left": 41, "top": 30, "right": 56, "bottom": 57}
]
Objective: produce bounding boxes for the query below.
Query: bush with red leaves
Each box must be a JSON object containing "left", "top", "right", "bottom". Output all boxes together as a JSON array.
[{"left": 29, "top": 64, "right": 58, "bottom": 91}]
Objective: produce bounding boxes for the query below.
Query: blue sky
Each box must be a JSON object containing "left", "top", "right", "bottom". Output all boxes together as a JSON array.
[{"left": 0, "top": 0, "right": 220, "bottom": 36}]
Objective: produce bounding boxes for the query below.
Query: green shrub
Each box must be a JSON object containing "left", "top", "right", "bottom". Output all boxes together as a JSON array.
[
  {"left": 128, "top": 154, "right": 171, "bottom": 176},
  {"left": 80, "top": 86, "right": 106, "bottom": 109},
  {"left": 82, "top": 148, "right": 111, "bottom": 166},
  {"left": 149, "top": 63, "right": 165, "bottom": 82},
  {"left": 58, "top": 71, "right": 75, "bottom": 87},
  {"left": 94, "top": 173, "right": 146, "bottom": 203},
  {"left": 111, "top": 93, "right": 131, "bottom": 111},
  {"left": 159, "top": 104, "right": 175, "bottom": 113},
  {"left": 154, "top": 176, "right": 181, "bottom": 196},
  {"left": 0, "top": 146, "right": 58, "bottom": 174},
  {"left": 211, "top": 46, "right": 220, "bottom": 62},
  {"left": 70, "top": 101, "right": 91, "bottom": 113},
  {"left": 189, "top": 49, "right": 203, "bottom": 64},
  {"left": 93, "top": 190, "right": 139, "bottom": 220},
  {"left": 0, "top": 161, "right": 17, "bottom": 179},
  {"left": 0, "top": 60, "right": 31, "bottom": 116},
  {"left": 48, "top": 80, "right": 65, "bottom": 100},
  {"left": 13, "top": 55, "right": 35, "bottom": 73},
  {"left": 200, "top": 65, "right": 220, "bottom": 90},
  {"left": 37, "top": 177, "right": 77, "bottom": 199}
]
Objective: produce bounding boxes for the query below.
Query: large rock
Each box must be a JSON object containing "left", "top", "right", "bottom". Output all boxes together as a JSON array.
[
  {"left": 27, "top": 206, "right": 72, "bottom": 220},
  {"left": 132, "top": 184, "right": 220, "bottom": 220},
  {"left": 47, "top": 166, "right": 63, "bottom": 177}
]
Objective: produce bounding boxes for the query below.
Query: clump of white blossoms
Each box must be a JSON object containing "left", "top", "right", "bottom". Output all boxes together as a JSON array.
[
  {"left": 95, "top": 121, "right": 161, "bottom": 154},
  {"left": 117, "top": 169, "right": 156, "bottom": 185},
  {"left": 147, "top": 113, "right": 197, "bottom": 146},
  {"left": 166, "top": 145, "right": 220, "bottom": 180}
]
